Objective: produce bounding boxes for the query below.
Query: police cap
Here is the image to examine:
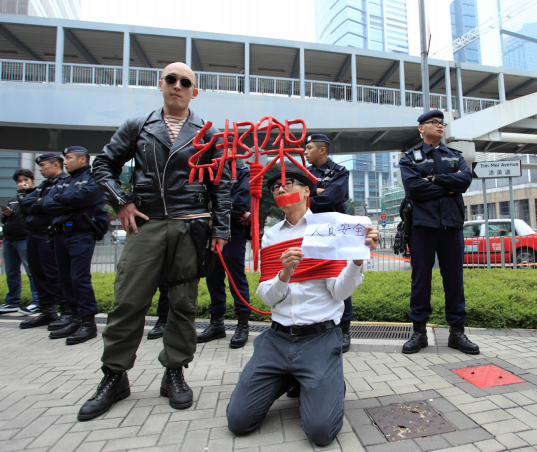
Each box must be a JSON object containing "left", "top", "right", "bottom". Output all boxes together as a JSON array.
[
  {"left": 266, "top": 162, "right": 315, "bottom": 192},
  {"left": 63, "top": 146, "right": 89, "bottom": 157},
  {"left": 35, "top": 152, "right": 63, "bottom": 164},
  {"left": 305, "top": 134, "right": 330, "bottom": 145},
  {"left": 417, "top": 110, "right": 444, "bottom": 124}
]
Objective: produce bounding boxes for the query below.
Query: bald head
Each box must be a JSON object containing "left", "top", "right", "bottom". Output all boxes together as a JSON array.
[{"left": 162, "top": 62, "right": 196, "bottom": 87}]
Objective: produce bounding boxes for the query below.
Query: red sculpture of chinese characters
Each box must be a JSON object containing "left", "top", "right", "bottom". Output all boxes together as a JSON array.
[{"left": 188, "top": 116, "right": 318, "bottom": 271}]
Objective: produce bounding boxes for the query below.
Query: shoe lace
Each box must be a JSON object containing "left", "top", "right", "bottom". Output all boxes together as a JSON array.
[
  {"left": 169, "top": 368, "right": 188, "bottom": 392},
  {"left": 91, "top": 371, "right": 119, "bottom": 401}
]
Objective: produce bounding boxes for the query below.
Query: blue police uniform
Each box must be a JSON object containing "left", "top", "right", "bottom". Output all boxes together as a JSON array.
[
  {"left": 206, "top": 165, "right": 251, "bottom": 316},
  {"left": 307, "top": 157, "right": 353, "bottom": 323},
  {"left": 20, "top": 169, "right": 69, "bottom": 310},
  {"left": 399, "top": 141, "right": 472, "bottom": 326},
  {"left": 43, "top": 164, "right": 108, "bottom": 320}
]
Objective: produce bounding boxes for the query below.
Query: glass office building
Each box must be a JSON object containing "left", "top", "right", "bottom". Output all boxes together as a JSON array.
[
  {"left": 450, "top": 0, "right": 481, "bottom": 64},
  {"left": 0, "top": 0, "right": 81, "bottom": 19},
  {"left": 315, "top": 0, "right": 409, "bottom": 54}
]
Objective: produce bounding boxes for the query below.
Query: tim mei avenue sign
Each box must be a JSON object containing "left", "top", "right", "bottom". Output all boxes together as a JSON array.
[{"left": 471, "top": 160, "right": 522, "bottom": 179}]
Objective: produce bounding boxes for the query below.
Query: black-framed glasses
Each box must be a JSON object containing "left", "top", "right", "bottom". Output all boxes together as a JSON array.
[
  {"left": 422, "top": 120, "right": 447, "bottom": 127},
  {"left": 162, "top": 74, "right": 194, "bottom": 88},
  {"left": 270, "top": 179, "right": 305, "bottom": 194}
]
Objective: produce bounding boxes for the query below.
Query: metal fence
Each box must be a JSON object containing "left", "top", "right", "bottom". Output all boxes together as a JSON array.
[
  {"left": 194, "top": 71, "right": 244, "bottom": 93},
  {"left": 129, "top": 68, "right": 161, "bottom": 88},
  {"left": 91, "top": 240, "right": 125, "bottom": 273},
  {"left": 358, "top": 85, "right": 401, "bottom": 106},
  {"left": 63, "top": 64, "right": 123, "bottom": 86},
  {"left": 250, "top": 76, "right": 300, "bottom": 97},
  {"left": 305, "top": 80, "right": 352, "bottom": 102},
  {"left": 0, "top": 59, "right": 55, "bottom": 83},
  {"left": 462, "top": 235, "right": 536, "bottom": 269}
]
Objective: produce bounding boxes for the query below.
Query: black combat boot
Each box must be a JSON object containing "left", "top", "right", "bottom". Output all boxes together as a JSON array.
[
  {"left": 148, "top": 317, "right": 167, "bottom": 340},
  {"left": 78, "top": 366, "right": 130, "bottom": 421},
  {"left": 196, "top": 314, "right": 226, "bottom": 343},
  {"left": 66, "top": 315, "right": 97, "bottom": 345},
  {"left": 448, "top": 324, "right": 480, "bottom": 355},
  {"left": 229, "top": 312, "right": 250, "bottom": 349},
  {"left": 340, "top": 321, "right": 351, "bottom": 353},
  {"left": 160, "top": 367, "right": 193, "bottom": 410},
  {"left": 402, "top": 322, "right": 428, "bottom": 354},
  {"left": 19, "top": 304, "right": 58, "bottom": 329},
  {"left": 48, "top": 304, "right": 73, "bottom": 331},
  {"left": 49, "top": 315, "right": 81, "bottom": 339}
]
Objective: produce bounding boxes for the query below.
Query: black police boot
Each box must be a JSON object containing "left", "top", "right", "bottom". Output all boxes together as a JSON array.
[
  {"left": 148, "top": 317, "right": 167, "bottom": 340},
  {"left": 66, "top": 315, "right": 97, "bottom": 345},
  {"left": 340, "top": 321, "right": 351, "bottom": 353},
  {"left": 196, "top": 314, "right": 226, "bottom": 343},
  {"left": 19, "top": 304, "right": 58, "bottom": 329},
  {"left": 160, "top": 367, "right": 193, "bottom": 410},
  {"left": 48, "top": 304, "right": 73, "bottom": 331},
  {"left": 229, "top": 312, "right": 250, "bottom": 349},
  {"left": 49, "top": 316, "right": 81, "bottom": 339},
  {"left": 448, "top": 324, "right": 480, "bottom": 355},
  {"left": 402, "top": 322, "right": 428, "bottom": 354},
  {"left": 78, "top": 366, "right": 130, "bottom": 421}
]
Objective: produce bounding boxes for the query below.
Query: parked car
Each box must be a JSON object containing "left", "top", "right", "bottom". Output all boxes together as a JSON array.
[{"left": 462, "top": 219, "right": 537, "bottom": 267}]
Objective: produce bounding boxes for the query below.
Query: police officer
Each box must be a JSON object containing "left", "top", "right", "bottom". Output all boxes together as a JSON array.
[
  {"left": 304, "top": 134, "right": 352, "bottom": 352},
  {"left": 197, "top": 163, "right": 252, "bottom": 348},
  {"left": 399, "top": 110, "right": 479, "bottom": 355},
  {"left": 43, "top": 146, "right": 108, "bottom": 345},
  {"left": 19, "top": 153, "right": 71, "bottom": 331}
]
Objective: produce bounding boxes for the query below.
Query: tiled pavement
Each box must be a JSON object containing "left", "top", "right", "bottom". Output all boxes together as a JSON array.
[{"left": 1, "top": 316, "right": 537, "bottom": 452}]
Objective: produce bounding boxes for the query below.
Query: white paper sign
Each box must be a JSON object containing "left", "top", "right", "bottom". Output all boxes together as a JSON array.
[{"left": 302, "top": 213, "right": 372, "bottom": 260}]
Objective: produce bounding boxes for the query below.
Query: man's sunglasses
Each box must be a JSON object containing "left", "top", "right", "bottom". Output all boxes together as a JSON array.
[{"left": 162, "top": 74, "right": 194, "bottom": 88}]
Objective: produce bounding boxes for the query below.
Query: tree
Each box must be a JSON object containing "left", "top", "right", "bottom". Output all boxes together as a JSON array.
[{"left": 345, "top": 198, "right": 367, "bottom": 216}]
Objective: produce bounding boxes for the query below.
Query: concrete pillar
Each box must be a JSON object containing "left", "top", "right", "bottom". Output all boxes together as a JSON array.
[
  {"left": 447, "top": 141, "right": 475, "bottom": 166},
  {"left": 364, "top": 171, "right": 370, "bottom": 203},
  {"left": 348, "top": 170, "right": 354, "bottom": 199},
  {"left": 244, "top": 41, "right": 250, "bottom": 95},
  {"left": 186, "top": 36, "right": 192, "bottom": 67},
  {"left": 445, "top": 64, "right": 453, "bottom": 114},
  {"left": 300, "top": 46, "right": 305, "bottom": 99},
  {"left": 399, "top": 60, "right": 405, "bottom": 107},
  {"left": 55, "top": 25, "right": 64, "bottom": 84},
  {"left": 498, "top": 71, "right": 506, "bottom": 103},
  {"left": 456, "top": 64, "right": 464, "bottom": 117},
  {"left": 351, "top": 52, "right": 357, "bottom": 103},
  {"left": 122, "top": 32, "right": 130, "bottom": 88},
  {"left": 378, "top": 172, "right": 383, "bottom": 201}
]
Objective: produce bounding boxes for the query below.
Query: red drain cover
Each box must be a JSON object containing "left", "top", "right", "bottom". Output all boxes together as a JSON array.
[{"left": 452, "top": 365, "right": 525, "bottom": 388}]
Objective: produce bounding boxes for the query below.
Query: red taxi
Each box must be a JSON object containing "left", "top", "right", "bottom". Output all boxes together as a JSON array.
[{"left": 463, "top": 219, "right": 537, "bottom": 267}]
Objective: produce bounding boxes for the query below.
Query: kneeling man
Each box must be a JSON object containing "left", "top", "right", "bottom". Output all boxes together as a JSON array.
[{"left": 226, "top": 162, "right": 378, "bottom": 446}]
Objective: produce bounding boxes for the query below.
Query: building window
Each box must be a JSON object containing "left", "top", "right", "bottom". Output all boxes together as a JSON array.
[
  {"left": 500, "top": 199, "right": 530, "bottom": 224},
  {"left": 470, "top": 203, "right": 496, "bottom": 220}
]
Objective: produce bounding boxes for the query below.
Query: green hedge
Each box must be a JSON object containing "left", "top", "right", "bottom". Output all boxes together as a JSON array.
[{"left": 1, "top": 269, "right": 536, "bottom": 329}]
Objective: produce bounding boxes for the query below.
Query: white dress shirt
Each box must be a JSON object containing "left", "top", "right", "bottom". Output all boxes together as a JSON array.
[{"left": 257, "top": 209, "right": 364, "bottom": 326}]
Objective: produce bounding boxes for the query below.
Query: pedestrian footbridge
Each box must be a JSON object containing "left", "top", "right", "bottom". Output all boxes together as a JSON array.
[{"left": 1, "top": 14, "right": 537, "bottom": 156}]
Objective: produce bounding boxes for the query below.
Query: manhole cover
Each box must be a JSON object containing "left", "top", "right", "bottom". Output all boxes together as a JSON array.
[
  {"left": 350, "top": 325, "right": 412, "bottom": 339},
  {"left": 452, "top": 365, "right": 525, "bottom": 388},
  {"left": 366, "top": 401, "right": 456, "bottom": 442}
]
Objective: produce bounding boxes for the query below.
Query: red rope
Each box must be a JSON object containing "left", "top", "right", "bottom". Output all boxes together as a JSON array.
[
  {"left": 259, "top": 238, "right": 347, "bottom": 283},
  {"left": 248, "top": 161, "right": 264, "bottom": 271}
]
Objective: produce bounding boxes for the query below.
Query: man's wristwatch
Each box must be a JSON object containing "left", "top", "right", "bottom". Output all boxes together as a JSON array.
[{"left": 427, "top": 175, "right": 434, "bottom": 183}]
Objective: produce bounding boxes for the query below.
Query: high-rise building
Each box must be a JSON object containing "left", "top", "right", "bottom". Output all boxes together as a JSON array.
[
  {"left": 315, "top": 0, "right": 409, "bottom": 54},
  {"left": 450, "top": 0, "right": 481, "bottom": 64},
  {"left": 0, "top": 0, "right": 81, "bottom": 19}
]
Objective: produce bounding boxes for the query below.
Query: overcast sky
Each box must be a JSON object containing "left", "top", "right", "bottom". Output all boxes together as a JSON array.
[{"left": 81, "top": 0, "right": 316, "bottom": 42}]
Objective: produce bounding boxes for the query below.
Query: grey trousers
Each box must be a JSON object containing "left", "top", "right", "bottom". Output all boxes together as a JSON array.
[{"left": 227, "top": 326, "right": 345, "bottom": 446}]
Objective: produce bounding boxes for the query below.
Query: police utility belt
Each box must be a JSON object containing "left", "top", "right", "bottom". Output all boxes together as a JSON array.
[{"left": 51, "top": 214, "right": 104, "bottom": 240}]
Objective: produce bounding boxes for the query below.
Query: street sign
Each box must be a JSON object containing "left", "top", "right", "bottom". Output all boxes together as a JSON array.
[
  {"left": 472, "top": 160, "right": 522, "bottom": 179},
  {"left": 354, "top": 205, "right": 366, "bottom": 216},
  {"left": 381, "top": 220, "right": 387, "bottom": 228},
  {"left": 380, "top": 212, "right": 387, "bottom": 221},
  {"left": 110, "top": 220, "right": 122, "bottom": 226}
]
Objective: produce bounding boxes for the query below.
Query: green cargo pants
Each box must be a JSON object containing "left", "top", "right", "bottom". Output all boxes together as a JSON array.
[{"left": 102, "top": 219, "right": 200, "bottom": 372}]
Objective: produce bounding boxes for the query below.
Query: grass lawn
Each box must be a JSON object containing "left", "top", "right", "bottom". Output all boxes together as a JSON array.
[{"left": 1, "top": 269, "right": 536, "bottom": 329}]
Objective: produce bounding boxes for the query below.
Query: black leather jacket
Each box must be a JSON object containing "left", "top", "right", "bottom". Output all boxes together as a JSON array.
[{"left": 92, "top": 108, "right": 231, "bottom": 240}]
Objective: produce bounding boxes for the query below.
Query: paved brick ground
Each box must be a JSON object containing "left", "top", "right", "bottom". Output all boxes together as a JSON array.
[{"left": 1, "top": 316, "right": 537, "bottom": 452}]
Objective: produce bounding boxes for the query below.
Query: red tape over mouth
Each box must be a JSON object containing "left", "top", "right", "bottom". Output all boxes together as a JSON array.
[{"left": 275, "top": 192, "right": 301, "bottom": 207}]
